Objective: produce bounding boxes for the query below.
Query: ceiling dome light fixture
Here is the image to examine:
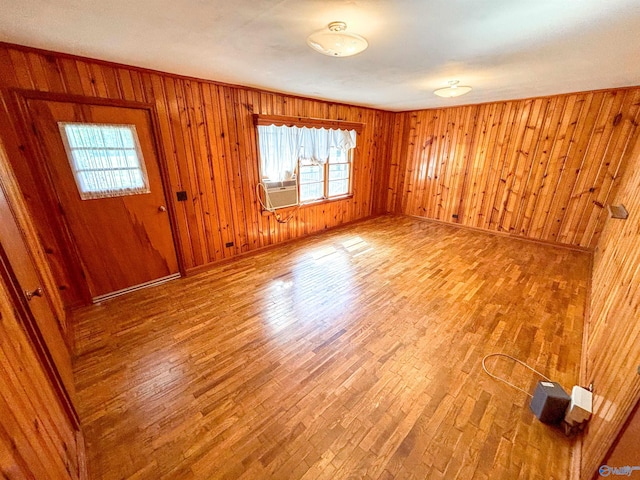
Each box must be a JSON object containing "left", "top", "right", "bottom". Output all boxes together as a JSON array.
[
  {"left": 434, "top": 80, "right": 472, "bottom": 98},
  {"left": 306, "top": 21, "right": 368, "bottom": 57}
]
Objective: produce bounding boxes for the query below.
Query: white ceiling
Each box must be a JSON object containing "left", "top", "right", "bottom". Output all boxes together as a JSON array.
[{"left": 1, "top": 0, "right": 639, "bottom": 111}]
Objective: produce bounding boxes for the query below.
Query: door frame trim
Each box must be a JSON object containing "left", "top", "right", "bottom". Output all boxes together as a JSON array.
[{"left": 7, "top": 89, "right": 186, "bottom": 304}]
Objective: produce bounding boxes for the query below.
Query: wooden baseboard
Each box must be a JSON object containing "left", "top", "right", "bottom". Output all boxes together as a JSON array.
[{"left": 570, "top": 435, "right": 583, "bottom": 480}]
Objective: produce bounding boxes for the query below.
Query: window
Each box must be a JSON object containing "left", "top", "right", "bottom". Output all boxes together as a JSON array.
[
  {"left": 256, "top": 120, "right": 357, "bottom": 208},
  {"left": 299, "top": 147, "right": 352, "bottom": 202},
  {"left": 58, "top": 122, "right": 150, "bottom": 200}
]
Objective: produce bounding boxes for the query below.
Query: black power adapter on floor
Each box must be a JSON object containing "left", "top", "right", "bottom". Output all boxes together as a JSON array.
[{"left": 529, "top": 381, "right": 571, "bottom": 424}]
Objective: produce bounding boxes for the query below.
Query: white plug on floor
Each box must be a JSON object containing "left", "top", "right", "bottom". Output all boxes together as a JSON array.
[{"left": 564, "top": 385, "right": 592, "bottom": 426}]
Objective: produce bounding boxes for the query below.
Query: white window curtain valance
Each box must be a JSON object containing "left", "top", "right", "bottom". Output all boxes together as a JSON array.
[{"left": 258, "top": 125, "right": 356, "bottom": 181}]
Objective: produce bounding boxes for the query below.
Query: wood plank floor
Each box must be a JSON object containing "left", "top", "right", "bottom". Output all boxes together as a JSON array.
[{"left": 72, "top": 215, "right": 590, "bottom": 479}]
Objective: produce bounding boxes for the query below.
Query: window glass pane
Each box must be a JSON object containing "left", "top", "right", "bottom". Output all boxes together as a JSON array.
[
  {"left": 299, "top": 164, "right": 322, "bottom": 183},
  {"left": 300, "top": 183, "right": 324, "bottom": 202},
  {"left": 299, "top": 159, "right": 325, "bottom": 203},
  {"left": 59, "top": 123, "right": 150, "bottom": 200},
  {"left": 329, "top": 164, "right": 349, "bottom": 181},
  {"left": 328, "top": 179, "right": 349, "bottom": 197}
]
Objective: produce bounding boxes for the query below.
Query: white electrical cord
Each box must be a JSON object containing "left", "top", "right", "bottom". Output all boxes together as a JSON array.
[
  {"left": 256, "top": 183, "right": 274, "bottom": 212},
  {"left": 481, "top": 353, "right": 552, "bottom": 398},
  {"left": 255, "top": 182, "right": 299, "bottom": 224}
]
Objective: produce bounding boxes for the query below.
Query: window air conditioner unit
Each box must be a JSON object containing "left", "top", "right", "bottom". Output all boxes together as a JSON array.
[{"left": 263, "top": 179, "right": 298, "bottom": 210}]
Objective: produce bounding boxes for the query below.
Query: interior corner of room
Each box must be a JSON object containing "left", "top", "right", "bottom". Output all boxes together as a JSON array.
[{"left": 0, "top": 2, "right": 639, "bottom": 478}]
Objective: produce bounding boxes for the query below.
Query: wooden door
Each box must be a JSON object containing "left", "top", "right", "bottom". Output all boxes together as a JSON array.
[
  {"left": 0, "top": 252, "right": 86, "bottom": 479},
  {"left": 26, "top": 99, "right": 179, "bottom": 300},
  {"left": 0, "top": 137, "right": 76, "bottom": 403},
  {"left": 0, "top": 139, "right": 86, "bottom": 479}
]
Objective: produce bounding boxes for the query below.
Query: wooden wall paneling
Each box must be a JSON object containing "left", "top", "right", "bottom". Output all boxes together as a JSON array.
[
  {"left": 452, "top": 105, "right": 478, "bottom": 221},
  {"left": 397, "top": 112, "right": 418, "bottom": 214},
  {"left": 438, "top": 107, "right": 463, "bottom": 220},
  {"left": 426, "top": 110, "right": 449, "bottom": 220},
  {"left": 149, "top": 73, "right": 193, "bottom": 268},
  {"left": 475, "top": 102, "right": 509, "bottom": 229},
  {"left": 420, "top": 110, "right": 442, "bottom": 219},
  {"left": 213, "top": 83, "right": 243, "bottom": 257},
  {"left": 224, "top": 87, "right": 250, "bottom": 253},
  {"left": 58, "top": 58, "right": 84, "bottom": 97},
  {"left": 545, "top": 92, "right": 600, "bottom": 243},
  {"left": 581, "top": 131, "right": 640, "bottom": 479},
  {"left": 481, "top": 101, "right": 516, "bottom": 231},
  {"left": 434, "top": 108, "right": 454, "bottom": 219},
  {"left": 580, "top": 89, "right": 640, "bottom": 247},
  {"left": 201, "top": 82, "right": 229, "bottom": 260},
  {"left": 177, "top": 78, "right": 209, "bottom": 265},
  {"left": 528, "top": 94, "right": 578, "bottom": 240},
  {"left": 354, "top": 113, "right": 369, "bottom": 218},
  {"left": 568, "top": 91, "right": 629, "bottom": 245},
  {"left": 371, "top": 110, "right": 383, "bottom": 215},
  {"left": 25, "top": 52, "right": 50, "bottom": 91},
  {"left": 234, "top": 88, "right": 263, "bottom": 252},
  {"left": 459, "top": 102, "right": 490, "bottom": 226},
  {"left": 493, "top": 98, "right": 534, "bottom": 233},
  {"left": 75, "top": 61, "right": 99, "bottom": 98},
  {"left": 387, "top": 112, "right": 406, "bottom": 213},
  {"left": 394, "top": 87, "right": 640, "bottom": 247},
  {"left": 166, "top": 76, "right": 204, "bottom": 267},
  {"left": 5, "top": 49, "right": 32, "bottom": 89},
  {"left": 557, "top": 91, "right": 617, "bottom": 244},
  {"left": 370, "top": 110, "right": 392, "bottom": 215},
  {"left": 439, "top": 107, "right": 464, "bottom": 220},
  {"left": 130, "top": 69, "right": 148, "bottom": 104},
  {"left": 184, "top": 79, "right": 218, "bottom": 263},
  {"left": 36, "top": 54, "right": 65, "bottom": 94},
  {"left": 387, "top": 112, "right": 404, "bottom": 214},
  {"left": 515, "top": 96, "right": 562, "bottom": 238},
  {"left": 510, "top": 98, "right": 550, "bottom": 236},
  {"left": 404, "top": 111, "right": 427, "bottom": 217},
  {"left": 227, "top": 88, "right": 258, "bottom": 253},
  {"left": 216, "top": 84, "right": 241, "bottom": 244},
  {"left": 416, "top": 109, "right": 439, "bottom": 218}
]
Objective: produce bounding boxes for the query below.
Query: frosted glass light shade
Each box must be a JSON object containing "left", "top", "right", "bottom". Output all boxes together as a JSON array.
[
  {"left": 434, "top": 81, "right": 472, "bottom": 98},
  {"left": 307, "top": 22, "right": 368, "bottom": 57}
]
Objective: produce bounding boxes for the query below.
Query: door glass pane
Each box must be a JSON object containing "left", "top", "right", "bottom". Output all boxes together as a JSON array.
[{"left": 58, "top": 123, "right": 150, "bottom": 200}]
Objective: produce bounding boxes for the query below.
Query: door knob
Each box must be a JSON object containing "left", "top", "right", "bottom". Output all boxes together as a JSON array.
[
  {"left": 25, "top": 287, "right": 43, "bottom": 301},
  {"left": 158, "top": 205, "right": 167, "bottom": 212}
]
